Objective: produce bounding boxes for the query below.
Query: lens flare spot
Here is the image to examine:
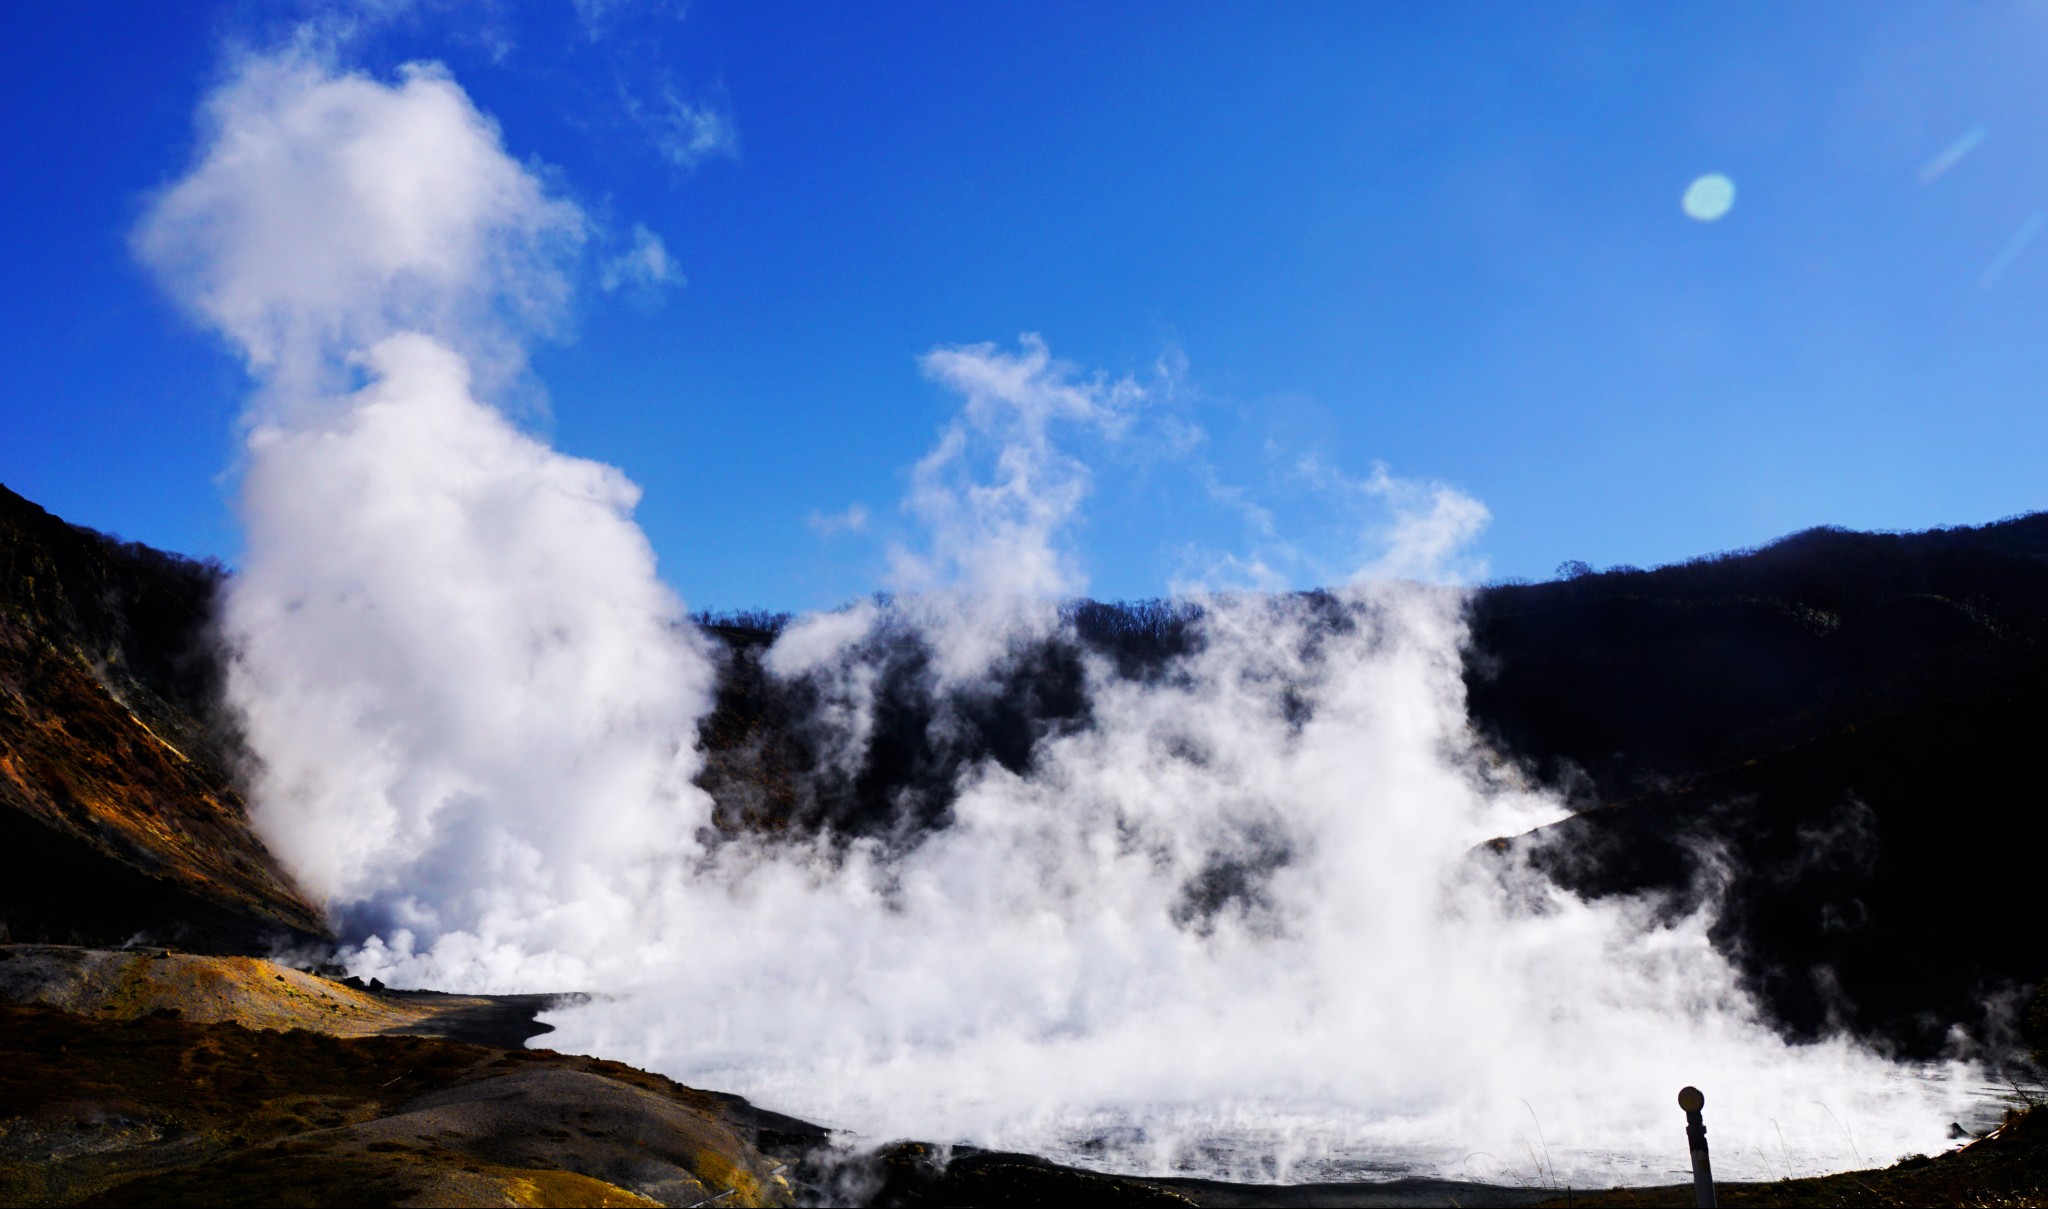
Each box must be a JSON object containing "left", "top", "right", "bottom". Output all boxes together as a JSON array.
[{"left": 1681, "top": 173, "right": 1736, "bottom": 222}]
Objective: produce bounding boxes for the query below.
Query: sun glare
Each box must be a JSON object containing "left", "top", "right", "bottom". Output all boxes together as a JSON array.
[{"left": 1682, "top": 172, "right": 1736, "bottom": 222}]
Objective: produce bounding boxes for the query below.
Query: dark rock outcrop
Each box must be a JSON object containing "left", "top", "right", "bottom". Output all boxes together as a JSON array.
[
  {"left": 0, "top": 1001, "right": 807, "bottom": 1207},
  {"left": 0, "top": 484, "right": 324, "bottom": 953}
]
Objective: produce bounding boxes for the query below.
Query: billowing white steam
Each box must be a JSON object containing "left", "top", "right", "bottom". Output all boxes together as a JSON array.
[
  {"left": 142, "top": 49, "right": 1980, "bottom": 1187},
  {"left": 136, "top": 51, "right": 715, "bottom": 990}
]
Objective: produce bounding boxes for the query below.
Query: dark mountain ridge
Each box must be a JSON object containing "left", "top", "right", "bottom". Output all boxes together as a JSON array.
[
  {"left": 1468, "top": 515, "right": 2048, "bottom": 795},
  {"left": 6, "top": 478, "right": 2046, "bottom": 1058},
  {"left": 1467, "top": 517, "right": 2048, "bottom": 1052}
]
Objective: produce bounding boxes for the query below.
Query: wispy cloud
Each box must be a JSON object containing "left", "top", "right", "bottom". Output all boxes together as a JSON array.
[
  {"left": 807, "top": 503, "right": 870, "bottom": 537},
  {"left": 624, "top": 81, "right": 738, "bottom": 170},
  {"left": 1918, "top": 126, "right": 1987, "bottom": 185},
  {"left": 1979, "top": 210, "right": 2045, "bottom": 289},
  {"left": 570, "top": 0, "right": 687, "bottom": 41},
  {"left": 598, "top": 222, "right": 682, "bottom": 295}
]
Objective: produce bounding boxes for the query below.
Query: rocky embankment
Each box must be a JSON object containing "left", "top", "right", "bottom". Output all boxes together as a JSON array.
[
  {"left": 0, "top": 945, "right": 564, "bottom": 1044},
  {"left": 0, "top": 945, "right": 823, "bottom": 1207},
  {"left": 0, "top": 946, "right": 1243, "bottom": 1207}
]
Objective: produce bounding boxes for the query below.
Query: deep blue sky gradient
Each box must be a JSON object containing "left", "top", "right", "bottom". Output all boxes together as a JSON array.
[{"left": 5, "top": 2, "right": 2048, "bottom": 609}]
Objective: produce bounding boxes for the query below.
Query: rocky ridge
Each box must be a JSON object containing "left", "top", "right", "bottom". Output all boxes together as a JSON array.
[{"left": 0, "top": 484, "right": 321, "bottom": 952}]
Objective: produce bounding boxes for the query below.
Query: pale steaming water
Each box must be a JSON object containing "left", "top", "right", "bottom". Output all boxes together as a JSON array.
[{"left": 133, "top": 47, "right": 1995, "bottom": 1190}]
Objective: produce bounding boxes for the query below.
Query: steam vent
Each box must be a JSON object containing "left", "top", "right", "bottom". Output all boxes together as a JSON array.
[{"left": 8, "top": 4, "right": 2048, "bottom": 1205}]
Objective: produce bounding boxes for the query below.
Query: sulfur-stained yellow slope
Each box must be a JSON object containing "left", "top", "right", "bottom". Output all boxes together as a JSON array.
[{"left": 0, "top": 945, "right": 430, "bottom": 1036}]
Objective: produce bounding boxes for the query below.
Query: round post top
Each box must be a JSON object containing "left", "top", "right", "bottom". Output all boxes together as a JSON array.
[{"left": 1677, "top": 1086, "right": 1705, "bottom": 1113}]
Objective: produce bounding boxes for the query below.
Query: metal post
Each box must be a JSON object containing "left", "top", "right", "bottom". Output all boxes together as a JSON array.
[{"left": 1678, "top": 1085, "right": 1716, "bottom": 1208}]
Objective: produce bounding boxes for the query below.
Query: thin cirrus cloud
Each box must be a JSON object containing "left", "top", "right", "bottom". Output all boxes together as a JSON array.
[
  {"left": 598, "top": 223, "right": 683, "bottom": 294},
  {"left": 806, "top": 503, "right": 870, "bottom": 537},
  {"left": 1918, "top": 125, "right": 1988, "bottom": 185},
  {"left": 1979, "top": 209, "right": 2045, "bottom": 289},
  {"left": 622, "top": 81, "right": 738, "bottom": 170}
]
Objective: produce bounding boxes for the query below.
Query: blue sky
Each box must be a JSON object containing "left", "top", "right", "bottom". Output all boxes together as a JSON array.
[{"left": 5, "top": 2, "right": 2048, "bottom": 610}]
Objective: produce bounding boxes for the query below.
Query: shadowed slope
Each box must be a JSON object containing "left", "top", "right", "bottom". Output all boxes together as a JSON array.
[
  {"left": 1468, "top": 515, "right": 2048, "bottom": 1053},
  {"left": 0, "top": 483, "right": 323, "bottom": 951},
  {"left": 1465, "top": 515, "right": 2048, "bottom": 795}
]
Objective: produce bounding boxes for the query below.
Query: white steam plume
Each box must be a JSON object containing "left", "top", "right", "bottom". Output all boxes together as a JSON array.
[
  {"left": 138, "top": 49, "right": 716, "bottom": 990},
  {"left": 141, "top": 47, "right": 1982, "bottom": 1189},
  {"left": 892, "top": 334, "right": 1136, "bottom": 601},
  {"left": 135, "top": 53, "right": 581, "bottom": 395},
  {"left": 559, "top": 381, "right": 1980, "bottom": 1181}
]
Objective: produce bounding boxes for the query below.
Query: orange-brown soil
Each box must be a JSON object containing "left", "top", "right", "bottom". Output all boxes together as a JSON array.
[{"left": 0, "top": 946, "right": 429, "bottom": 1037}]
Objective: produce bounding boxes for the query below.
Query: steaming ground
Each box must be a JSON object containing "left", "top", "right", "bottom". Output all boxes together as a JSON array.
[
  {"left": 528, "top": 587, "right": 1985, "bottom": 1187},
  {"left": 137, "top": 44, "right": 1986, "bottom": 1190}
]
